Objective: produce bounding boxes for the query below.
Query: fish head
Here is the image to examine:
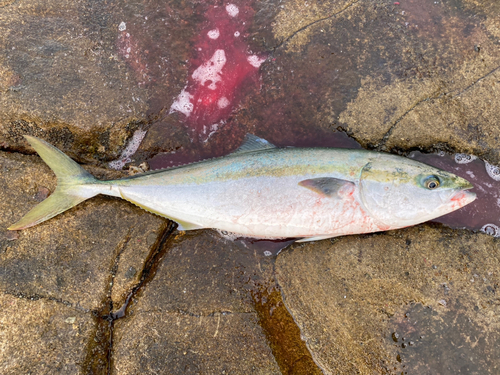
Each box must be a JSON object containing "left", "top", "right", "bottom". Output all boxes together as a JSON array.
[{"left": 359, "top": 156, "right": 476, "bottom": 229}]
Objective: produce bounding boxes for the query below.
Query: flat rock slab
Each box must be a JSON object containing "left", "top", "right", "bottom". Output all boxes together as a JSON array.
[
  {"left": 0, "top": 150, "right": 167, "bottom": 311},
  {"left": 230, "top": 0, "right": 500, "bottom": 164},
  {"left": 276, "top": 225, "right": 500, "bottom": 374},
  {"left": 0, "top": 292, "right": 94, "bottom": 374},
  {"left": 0, "top": 0, "right": 194, "bottom": 161},
  {"left": 112, "top": 230, "right": 281, "bottom": 374}
]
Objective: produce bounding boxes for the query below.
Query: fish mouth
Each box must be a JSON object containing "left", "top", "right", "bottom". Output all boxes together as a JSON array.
[{"left": 450, "top": 189, "right": 476, "bottom": 206}]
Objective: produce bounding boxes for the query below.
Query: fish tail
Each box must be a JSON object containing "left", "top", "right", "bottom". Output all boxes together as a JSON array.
[{"left": 8, "top": 136, "right": 100, "bottom": 230}]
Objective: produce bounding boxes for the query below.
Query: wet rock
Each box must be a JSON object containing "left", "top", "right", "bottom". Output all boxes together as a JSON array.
[
  {"left": 0, "top": 0, "right": 193, "bottom": 162},
  {"left": 230, "top": 0, "right": 500, "bottom": 163},
  {"left": 112, "top": 230, "right": 281, "bottom": 374},
  {"left": 0, "top": 150, "right": 166, "bottom": 311},
  {"left": 276, "top": 224, "right": 500, "bottom": 374},
  {"left": 0, "top": 292, "right": 94, "bottom": 374},
  {"left": 272, "top": 0, "right": 356, "bottom": 50},
  {"left": 336, "top": 0, "right": 500, "bottom": 161}
]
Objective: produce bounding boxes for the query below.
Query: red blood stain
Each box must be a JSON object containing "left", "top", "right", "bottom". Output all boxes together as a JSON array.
[{"left": 170, "top": 2, "right": 267, "bottom": 139}]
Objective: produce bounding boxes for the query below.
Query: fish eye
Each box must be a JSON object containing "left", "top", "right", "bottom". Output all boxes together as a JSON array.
[{"left": 424, "top": 176, "right": 440, "bottom": 190}]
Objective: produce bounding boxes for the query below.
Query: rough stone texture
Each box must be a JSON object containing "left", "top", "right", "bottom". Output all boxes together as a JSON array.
[
  {"left": 112, "top": 230, "right": 281, "bottom": 374},
  {"left": 0, "top": 292, "right": 94, "bottom": 374},
  {"left": 0, "top": 150, "right": 166, "bottom": 311},
  {"left": 276, "top": 225, "right": 500, "bottom": 374},
  {"left": 0, "top": 0, "right": 193, "bottom": 162},
  {"left": 2, "top": 0, "right": 500, "bottom": 373},
  {"left": 233, "top": 0, "right": 500, "bottom": 164},
  {"left": 110, "top": 220, "right": 170, "bottom": 308},
  {"left": 272, "top": 0, "right": 357, "bottom": 51}
]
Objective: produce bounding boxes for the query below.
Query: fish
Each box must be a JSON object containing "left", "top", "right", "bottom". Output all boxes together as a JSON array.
[{"left": 8, "top": 135, "right": 476, "bottom": 242}]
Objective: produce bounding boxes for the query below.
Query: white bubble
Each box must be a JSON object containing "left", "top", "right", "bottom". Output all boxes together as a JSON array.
[
  {"left": 216, "top": 229, "right": 239, "bottom": 241},
  {"left": 481, "top": 223, "right": 500, "bottom": 237},
  {"left": 192, "top": 49, "right": 227, "bottom": 90},
  {"left": 109, "top": 129, "right": 147, "bottom": 170},
  {"left": 170, "top": 87, "right": 194, "bottom": 117},
  {"left": 202, "top": 122, "right": 224, "bottom": 142},
  {"left": 247, "top": 55, "right": 267, "bottom": 68},
  {"left": 454, "top": 153, "right": 477, "bottom": 164},
  {"left": 207, "top": 28, "right": 220, "bottom": 39},
  {"left": 118, "top": 22, "right": 126, "bottom": 31},
  {"left": 263, "top": 251, "right": 272, "bottom": 257},
  {"left": 234, "top": 31, "right": 240, "bottom": 37},
  {"left": 226, "top": 4, "right": 239, "bottom": 17},
  {"left": 217, "top": 97, "right": 230, "bottom": 109},
  {"left": 485, "top": 161, "right": 500, "bottom": 181}
]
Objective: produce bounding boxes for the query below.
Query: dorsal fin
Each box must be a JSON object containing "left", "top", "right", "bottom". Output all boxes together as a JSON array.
[{"left": 230, "top": 134, "right": 276, "bottom": 155}]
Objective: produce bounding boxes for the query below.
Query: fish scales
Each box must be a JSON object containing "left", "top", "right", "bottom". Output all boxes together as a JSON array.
[
  {"left": 8, "top": 135, "right": 476, "bottom": 242},
  {"left": 111, "top": 148, "right": 372, "bottom": 238}
]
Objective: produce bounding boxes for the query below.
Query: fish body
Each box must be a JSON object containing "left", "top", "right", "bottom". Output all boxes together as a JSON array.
[{"left": 8, "top": 135, "right": 476, "bottom": 241}]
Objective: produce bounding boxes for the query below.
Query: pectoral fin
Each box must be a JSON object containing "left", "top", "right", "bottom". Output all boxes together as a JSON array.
[{"left": 298, "top": 177, "right": 355, "bottom": 198}]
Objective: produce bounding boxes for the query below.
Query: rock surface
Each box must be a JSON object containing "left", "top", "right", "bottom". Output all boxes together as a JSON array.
[
  {"left": 112, "top": 231, "right": 281, "bottom": 374},
  {"left": 276, "top": 225, "right": 500, "bottom": 374},
  {"left": 1, "top": 0, "right": 499, "bottom": 373},
  {"left": 239, "top": 0, "right": 500, "bottom": 164},
  {"left": 0, "top": 151, "right": 167, "bottom": 311},
  {"left": 0, "top": 293, "right": 94, "bottom": 375},
  {"left": 0, "top": 0, "right": 193, "bottom": 162}
]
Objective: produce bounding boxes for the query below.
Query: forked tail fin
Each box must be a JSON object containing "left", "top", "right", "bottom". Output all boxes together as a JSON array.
[{"left": 8, "top": 136, "right": 100, "bottom": 230}]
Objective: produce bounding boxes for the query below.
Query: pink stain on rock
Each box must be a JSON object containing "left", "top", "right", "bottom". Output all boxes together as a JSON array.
[{"left": 170, "top": 2, "right": 267, "bottom": 139}]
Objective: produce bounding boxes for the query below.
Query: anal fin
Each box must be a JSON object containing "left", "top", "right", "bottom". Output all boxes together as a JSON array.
[
  {"left": 295, "top": 235, "right": 338, "bottom": 243},
  {"left": 118, "top": 189, "right": 203, "bottom": 231}
]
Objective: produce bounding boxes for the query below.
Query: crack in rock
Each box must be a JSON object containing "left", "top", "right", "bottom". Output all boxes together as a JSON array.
[
  {"left": 376, "top": 62, "right": 500, "bottom": 150},
  {"left": 2, "top": 289, "right": 91, "bottom": 313},
  {"left": 376, "top": 90, "right": 444, "bottom": 150},
  {"left": 80, "top": 221, "right": 176, "bottom": 375},
  {"left": 274, "top": 0, "right": 360, "bottom": 50},
  {"left": 453, "top": 64, "right": 500, "bottom": 98}
]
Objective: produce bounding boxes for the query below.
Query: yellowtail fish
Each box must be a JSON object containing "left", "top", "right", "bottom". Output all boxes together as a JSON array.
[{"left": 8, "top": 135, "right": 476, "bottom": 242}]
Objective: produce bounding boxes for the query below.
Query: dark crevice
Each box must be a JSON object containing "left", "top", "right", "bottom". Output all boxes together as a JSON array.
[
  {"left": 105, "top": 220, "right": 176, "bottom": 374},
  {"left": 273, "top": 0, "right": 360, "bottom": 50},
  {"left": 81, "top": 220, "right": 176, "bottom": 375},
  {"left": 252, "top": 276, "right": 323, "bottom": 374},
  {"left": 108, "top": 220, "right": 176, "bottom": 319}
]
